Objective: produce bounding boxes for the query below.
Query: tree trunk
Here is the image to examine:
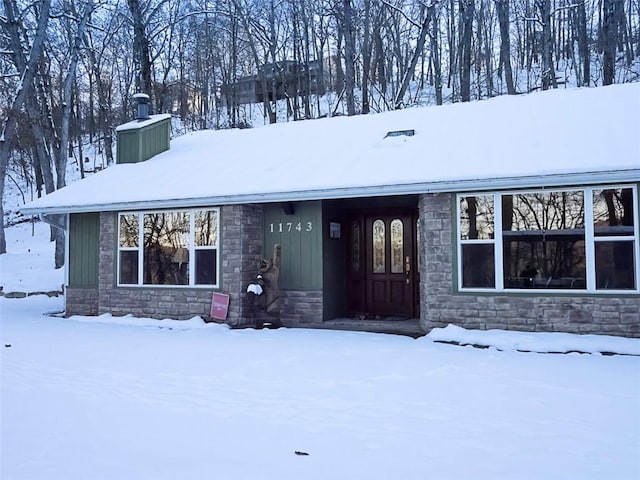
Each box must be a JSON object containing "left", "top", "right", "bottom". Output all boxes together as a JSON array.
[
  {"left": 342, "top": 0, "right": 357, "bottom": 116},
  {"left": 495, "top": 0, "right": 516, "bottom": 94},
  {"left": 127, "top": 0, "right": 154, "bottom": 99},
  {"left": 361, "top": 0, "right": 372, "bottom": 114},
  {"left": 574, "top": 0, "right": 590, "bottom": 86},
  {"left": 459, "top": 0, "right": 475, "bottom": 102},
  {"left": 25, "top": 97, "right": 56, "bottom": 196},
  {"left": 0, "top": 0, "right": 52, "bottom": 254},
  {"left": 537, "top": 0, "right": 557, "bottom": 89},
  {"left": 430, "top": 4, "right": 443, "bottom": 105},
  {"left": 395, "top": 7, "right": 432, "bottom": 108},
  {"left": 59, "top": 0, "right": 93, "bottom": 191},
  {"left": 602, "top": 0, "right": 625, "bottom": 84},
  {"left": 231, "top": 0, "right": 275, "bottom": 124}
]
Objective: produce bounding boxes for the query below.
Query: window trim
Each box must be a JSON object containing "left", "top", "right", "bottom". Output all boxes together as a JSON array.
[
  {"left": 457, "top": 185, "right": 639, "bottom": 294},
  {"left": 117, "top": 208, "right": 221, "bottom": 288}
]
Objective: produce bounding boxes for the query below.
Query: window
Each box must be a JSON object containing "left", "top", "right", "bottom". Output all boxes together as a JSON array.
[
  {"left": 593, "top": 188, "right": 636, "bottom": 289},
  {"left": 457, "top": 186, "right": 638, "bottom": 293},
  {"left": 118, "top": 208, "right": 220, "bottom": 287},
  {"left": 373, "top": 219, "right": 385, "bottom": 273},
  {"left": 390, "top": 219, "right": 404, "bottom": 274},
  {"left": 459, "top": 195, "right": 495, "bottom": 288},
  {"left": 502, "top": 191, "right": 585, "bottom": 289}
]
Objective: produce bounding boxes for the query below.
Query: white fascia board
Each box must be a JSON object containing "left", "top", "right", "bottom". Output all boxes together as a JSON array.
[{"left": 19, "top": 168, "right": 640, "bottom": 216}]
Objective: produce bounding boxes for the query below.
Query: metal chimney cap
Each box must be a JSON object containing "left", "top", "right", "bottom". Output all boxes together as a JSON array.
[{"left": 132, "top": 93, "right": 150, "bottom": 120}]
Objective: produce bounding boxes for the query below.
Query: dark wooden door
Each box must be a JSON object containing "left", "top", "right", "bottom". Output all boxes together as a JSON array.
[{"left": 364, "top": 213, "right": 417, "bottom": 317}]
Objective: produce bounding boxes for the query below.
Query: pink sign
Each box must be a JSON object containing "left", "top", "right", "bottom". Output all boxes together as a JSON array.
[{"left": 210, "top": 293, "right": 230, "bottom": 321}]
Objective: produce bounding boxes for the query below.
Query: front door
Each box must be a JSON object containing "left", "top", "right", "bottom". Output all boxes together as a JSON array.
[{"left": 363, "top": 213, "right": 417, "bottom": 317}]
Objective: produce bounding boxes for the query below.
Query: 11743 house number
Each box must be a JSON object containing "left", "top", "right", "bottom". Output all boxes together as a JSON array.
[{"left": 269, "top": 222, "right": 313, "bottom": 233}]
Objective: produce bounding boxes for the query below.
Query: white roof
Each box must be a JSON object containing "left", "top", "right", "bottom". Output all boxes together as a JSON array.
[
  {"left": 115, "top": 113, "right": 171, "bottom": 132},
  {"left": 21, "top": 83, "right": 640, "bottom": 215}
]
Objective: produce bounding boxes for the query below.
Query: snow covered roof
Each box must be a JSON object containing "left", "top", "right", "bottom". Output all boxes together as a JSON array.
[
  {"left": 21, "top": 83, "right": 640, "bottom": 215},
  {"left": 115, "top": 113, "right": 171, "bottom": 132}
]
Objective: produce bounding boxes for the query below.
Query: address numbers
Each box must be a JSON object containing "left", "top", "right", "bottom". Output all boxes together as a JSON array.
[{"left": 269, "top": 222, "right": 313, "bottom": 233}]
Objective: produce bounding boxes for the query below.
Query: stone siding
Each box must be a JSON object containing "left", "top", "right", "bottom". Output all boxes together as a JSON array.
[
  {"left": 91, "top": 206, "right": 264, "bottom": 325},
  {"left": 280, "top": 290, "right": 323, "bottom": 325},
  {"left": 222, "top": 204, "right": 265, "bottom": 327},
  {"left": 66, "top": 286, "right": 99, "bottom": 316},
  {"left": 418, "top": 193, "right": 640, "bottom": 338}
]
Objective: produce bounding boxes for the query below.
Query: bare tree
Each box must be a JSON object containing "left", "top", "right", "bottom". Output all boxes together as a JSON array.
[
  {"left": 341, "top": 0, "right": 357, "bottom": 115},
  {"left": 495, "top": 0, "right": 516, "bottom": 93},
  {"left": 0, "top": 0, "right": 52, "bottom": 254},
  {"left": 459, "top": 0, "right": 475, "bottom": 101},
  {"left": 127, "top": 0, "right": 154, "bottom": 98},
  {"left": 393, "top": 2, "right": 434, "bottom": 108},
  {"left": 602, "top": 0, "right": 626, "bottom": 85}
]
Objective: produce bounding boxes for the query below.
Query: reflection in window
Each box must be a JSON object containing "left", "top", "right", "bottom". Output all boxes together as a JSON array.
[
  {"left": 117, "top": 209, "right": 220, "bottom": 287},
  {"left": 119, "top": 214, "right": 139, "bottom": 284},
  {"left": 373, "top": 219, "right": 385, "bottom": 273},
  {"left": 195, "top": 210, "right": 218, "bottom": 246},
  {"left": 458, "top": 186, "right": 639, "bottom": 293},
  {"left": 351, "top": 220, "right": 360, "bottom": 272},
  {"left": 504, "top": 191, "right": 584, "bottom": 232},
  {"left": 593, "top": 188, "right": 635, "bottom": 236},
  {"left": 119, "top": 214, "right": 139, "bottom": 247},
  {"left": 460, "top": 196, "right": 495, "bottom": 288},
  {"left": 195, "top": 250, "right": 217, "bottom": 285},
  {"left": 596, "top": 241, "right": 635, "bottom": 289},
  {"left": 119, "top": 250, "right": 138, "bottom": 285},
  {"left": 194, "top": 210, "right": 218, "bottom": 285},
  {"left": 391, "top": 219, "right": 404, "bottom": 273},
  {"left": 502, "top": 191, "right": 586, "bottom": 289},
  {"left": 462, "top": 244, "right": 495, "bottom": 288},
  {"left": 144, "top": 212, "right": 190, "bottom": 285},
  {"left": 460, "top": 195, "right": 494, "bottom": 240},
  {"left": 593, "top": 188, "right": 636, "bottom": 290}
]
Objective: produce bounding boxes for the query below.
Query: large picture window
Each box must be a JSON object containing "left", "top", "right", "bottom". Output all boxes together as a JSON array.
[
  {"left": 118, "top": 209, "right": 220, "bottom": 287},
  {"left": 457, "top": 186, "right": 638, "bottom": 293}
]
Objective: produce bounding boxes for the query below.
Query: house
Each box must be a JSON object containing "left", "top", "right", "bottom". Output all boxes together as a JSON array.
[
  {"left": 221, "top": 59, "right": 333, "bottom": 106},
  {"left": 20, "top": 83, "right": 640, "bottom": 337}
]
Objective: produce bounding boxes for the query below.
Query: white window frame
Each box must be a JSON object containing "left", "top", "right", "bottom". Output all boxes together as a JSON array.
[
  {"left": 117, "top": 208, "right": 220, "bottom": 288},
  {"left": 457, "top": 185, "right": 639, "bottom": 294}
]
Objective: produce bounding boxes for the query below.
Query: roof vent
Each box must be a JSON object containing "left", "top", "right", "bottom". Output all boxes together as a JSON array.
[
  {"left": 384, "top": 129, "right": 415, "bottom": 138},
  {"left": 132, "top": 93, "right": 150, "bottom": 120}
]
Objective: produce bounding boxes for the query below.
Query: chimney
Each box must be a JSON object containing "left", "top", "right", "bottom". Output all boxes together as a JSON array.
[
  {"left": 115, "top": 93, "right": 170, "bottom": 164},
  {"left": 132, "top": 93, "right": 150, "bottom": 120}
]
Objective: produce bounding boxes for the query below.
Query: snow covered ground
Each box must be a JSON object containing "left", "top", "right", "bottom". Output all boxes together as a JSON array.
[
  {"left": 1, "top": 221, "right": 640, "bottom": 479},
  {"left": 0, "top": 221, "right": 65, "bottom": 293}
]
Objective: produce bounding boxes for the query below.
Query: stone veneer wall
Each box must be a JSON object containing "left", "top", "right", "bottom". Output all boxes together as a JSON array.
[
  {"left": 224, "top": 204, "right": 264, "bottom": 327},
  {"left": 280, "top": 290, "right": 323, "bottom": 325},
  {"left": 95, "top": 205, "right": 264, "bottom": 325},
  {"left": 418, "top": 193, "right": 640, "bottom": 338},
  {"left": 66, "top": 286, "right": 99, "bottom": 316}
]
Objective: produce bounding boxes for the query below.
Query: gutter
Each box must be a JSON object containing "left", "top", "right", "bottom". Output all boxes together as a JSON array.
[
  {"left": 20, "top": 168, "right": 640, "bottom": 216},
  {"left": 39, "top": 213, "right": 68, "bottom": 230}
]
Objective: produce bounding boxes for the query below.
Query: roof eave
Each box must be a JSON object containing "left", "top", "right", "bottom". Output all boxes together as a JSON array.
[{"left": 19, "top": 168, "right": 640, "bottom": 216}]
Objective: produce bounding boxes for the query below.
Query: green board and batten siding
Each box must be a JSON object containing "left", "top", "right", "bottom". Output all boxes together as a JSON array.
[
  {"left": 263, "top": 201, "right": 323, "bottom": 290},
  {"left": 68, "top": 213, "right": 100, "bottom": 286},
  {"left": 116, "top": 118, "right": 171, "bottom": 164}
]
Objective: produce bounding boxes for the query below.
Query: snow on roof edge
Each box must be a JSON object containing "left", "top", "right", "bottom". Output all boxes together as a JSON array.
[
  {"left": 20, "top": 168, "right": 640, "bottom": 216},
  {"left": 115, "top": 114, "right": 172, "bottom": 132}
]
